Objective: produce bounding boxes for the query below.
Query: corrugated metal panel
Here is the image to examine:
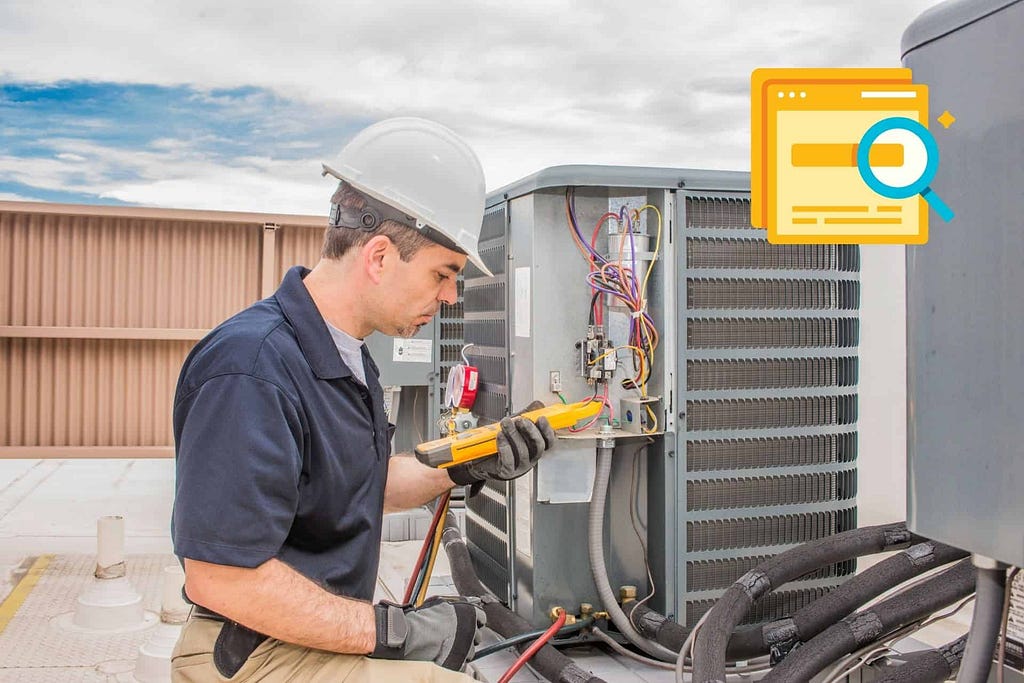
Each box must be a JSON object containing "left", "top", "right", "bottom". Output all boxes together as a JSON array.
[
  {"left": 0, "top": 204, "right": 325, "bottom": 458},
  {"left": 0, "top": 212, "right": 260, "bottom": 328},
  {"left": 2, "top": 338, "right": 190, "bottom": 448},
  {"left": 275, "top": 224, "right": 325, "bottom": 283}
]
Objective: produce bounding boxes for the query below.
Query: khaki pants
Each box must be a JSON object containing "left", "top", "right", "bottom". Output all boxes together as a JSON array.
[{"left": 171, "top": 615, "right": 476, "bottom": 682}]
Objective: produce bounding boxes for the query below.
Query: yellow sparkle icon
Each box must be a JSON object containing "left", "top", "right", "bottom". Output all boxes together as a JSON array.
[{"left": 937, "top": 110, "right": 956, "bottom": 128}]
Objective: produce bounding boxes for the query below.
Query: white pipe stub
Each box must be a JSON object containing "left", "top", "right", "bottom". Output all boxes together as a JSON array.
[
  {"left": 133, "top": 621, "right": 184, "bottom": 683},
  {"left": 132, "top": 565, "right": 189, "bottom": 682},
  {"left": 72, "top": 575, "right": 146, "bottom": 631},
  {"left": 65, "top": 515, "right": 151, "bottom": 632},
  {"left": 96, "top": 515, "right": 127, "bottom": 579}
]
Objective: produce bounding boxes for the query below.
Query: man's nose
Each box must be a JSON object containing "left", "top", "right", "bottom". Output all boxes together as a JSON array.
[{"left": 439, "top": 278, "right": 458, "bottom": 305}]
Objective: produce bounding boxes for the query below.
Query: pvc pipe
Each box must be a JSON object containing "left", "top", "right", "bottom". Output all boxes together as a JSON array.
[
  {"left": 160, "top": 565, "right": 189, "bottom": 624},
  {"left": 96, "top": 515, "right": 126, "bottom": 578}
]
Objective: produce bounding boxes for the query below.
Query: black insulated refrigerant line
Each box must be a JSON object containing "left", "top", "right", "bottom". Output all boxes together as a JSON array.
[
  {"left": 871, "top": 634, "right": 968, "bottom": 683},
  {"left": 760, "top": 558, "right": 976, "bottom": 683},
  {"left": 441, "top": 517, "right": 607, "bottom": 683},
  {"left": 690, "top": 522, "right": 922, "bottom": 683},
  {"left": 956, "top": 562, "right": 1008, "bottom": 683},
  {"left": 626, "top": 540, "right": 966, "bottom": 660}
]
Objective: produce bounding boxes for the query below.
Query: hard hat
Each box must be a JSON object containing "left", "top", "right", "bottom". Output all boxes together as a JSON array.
[{"left": 322, "top": 117, "right": 492, "bottom": 277}]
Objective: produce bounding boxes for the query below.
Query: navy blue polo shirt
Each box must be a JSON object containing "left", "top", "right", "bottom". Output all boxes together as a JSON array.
[{"left": 171, "top": 266, "right": 392, "bottom": 601}]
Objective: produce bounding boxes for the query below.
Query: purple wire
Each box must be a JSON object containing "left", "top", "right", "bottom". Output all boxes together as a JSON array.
[
  {"left": 628, "top": 217, "right": 639, "bottom": 301},
  {"left": 567, "top": 189, "right": 607, "bottom": 266}
]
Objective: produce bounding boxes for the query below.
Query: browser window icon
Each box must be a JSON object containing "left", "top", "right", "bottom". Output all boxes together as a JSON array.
[{"left": 752, "top": 68, "right": 940, "bottom": 244}]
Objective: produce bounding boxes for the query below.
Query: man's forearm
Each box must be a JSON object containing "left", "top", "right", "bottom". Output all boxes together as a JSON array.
[
  {"left": 184, "top": 557, "right": 375, "bottom": 654},
  {"left": 383, "top": 454, "right": 457, "bottom": 513}
]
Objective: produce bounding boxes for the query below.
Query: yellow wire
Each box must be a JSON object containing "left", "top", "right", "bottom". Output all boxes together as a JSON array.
[
  {"left": 635, "top": 204, "right": 662, "bottom": 301},
  {"left": 415, "top": 496, "right": 449, "bottom": 606},
  {"left": 644, "top": 404, "right": 658, "bottom": 433},
  {"left": 588, "top": 345, "right": 645, "bottom": 366}
]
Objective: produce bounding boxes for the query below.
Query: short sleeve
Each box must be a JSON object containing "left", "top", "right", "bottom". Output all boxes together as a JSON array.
[
  {"left": 172, "top": 374, "right": 304, "bottom": 568},
  {"left": 386, "top": 422, "right": 397, "bottom": 457}
]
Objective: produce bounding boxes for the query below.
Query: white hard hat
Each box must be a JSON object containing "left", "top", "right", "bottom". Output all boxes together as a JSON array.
[{"left": 322, "top": 117, "right": 492, "bottom": 277}]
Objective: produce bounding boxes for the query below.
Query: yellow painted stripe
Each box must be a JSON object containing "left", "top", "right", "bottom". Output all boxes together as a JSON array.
[{"left": 0, "top": 555, "right": 52, "bottom": 634}]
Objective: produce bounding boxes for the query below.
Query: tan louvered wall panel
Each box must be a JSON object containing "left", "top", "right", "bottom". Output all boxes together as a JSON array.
[
  {"left": 0, "top": 202, "right": 324, "bottom": 458},
  {"left": 0, "top": 212, "right": 261, "bottom": 329},
  {"left": 276, "top": 223, "right": 326, "bottom": 285},
  {"left": 2, "top": 338, "right": 190, "bottom": 448}
]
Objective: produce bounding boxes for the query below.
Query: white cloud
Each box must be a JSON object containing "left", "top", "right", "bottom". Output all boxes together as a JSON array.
[
  {"left": 0, "top": 0, "right": 944, "bottom": 209},
  {"left": 0, "top": 191, "right": 37, "bottom": 202}
]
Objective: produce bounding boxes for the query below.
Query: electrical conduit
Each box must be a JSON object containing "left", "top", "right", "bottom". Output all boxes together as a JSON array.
[{"left": 590, "top": 439, "right": 679, "bottom": 662}]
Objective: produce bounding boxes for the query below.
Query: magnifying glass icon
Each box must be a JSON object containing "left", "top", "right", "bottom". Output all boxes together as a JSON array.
[{"left": 857, "top": 116, "right": 954, "bottom": 222}]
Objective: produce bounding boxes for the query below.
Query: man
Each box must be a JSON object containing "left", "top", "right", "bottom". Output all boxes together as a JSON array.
[{"left": 170, "top": 118, "right": 555, "bottom": 682}]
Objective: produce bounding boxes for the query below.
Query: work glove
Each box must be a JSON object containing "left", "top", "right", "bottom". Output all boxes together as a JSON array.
[
  {"left": 448, "top": 401, "right": 556, "bottom": 485},
  {"left": 370, "top": 596, "right": 486, "bottom": 671}
]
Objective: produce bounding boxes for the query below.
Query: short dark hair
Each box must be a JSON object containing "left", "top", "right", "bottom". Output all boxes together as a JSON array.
[{"left": 321, "top": 183, "right": 436, "bottom": 261}]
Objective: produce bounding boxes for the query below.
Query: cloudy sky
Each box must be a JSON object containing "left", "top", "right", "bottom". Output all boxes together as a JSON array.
[{"left": 0, "top": 1, "right": 941, "bottom": 215}]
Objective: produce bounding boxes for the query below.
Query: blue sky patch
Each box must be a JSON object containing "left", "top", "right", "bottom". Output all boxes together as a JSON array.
[{"left": 0, "top": 81, "right": 369, "bottom": 207}]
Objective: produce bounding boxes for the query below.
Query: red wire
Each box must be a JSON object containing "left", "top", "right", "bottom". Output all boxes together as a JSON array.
[
  {"left": 589, "top": 212, "right": 619, "bottom": 327},
  {"left": 402, "top": 491, "right": 449, "bottom": 604},
  {"left": 497, "top": 608, "right": 567, "bottom": 683}
]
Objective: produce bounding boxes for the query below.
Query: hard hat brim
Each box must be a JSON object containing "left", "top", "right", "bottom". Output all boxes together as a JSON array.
[{"left": 323, "top": 162, "right": 493, "bottom": 278}]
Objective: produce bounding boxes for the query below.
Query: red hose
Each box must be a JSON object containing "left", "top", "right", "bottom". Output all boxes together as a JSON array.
[
  {"left": 498, "top": 608, "right": 567, "bottom": 683},
  {"left": 402, "top": 491, "right": 449, "bottom": 604}
]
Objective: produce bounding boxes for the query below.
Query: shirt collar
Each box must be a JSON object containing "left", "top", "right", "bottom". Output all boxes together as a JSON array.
[{"left": 274, "top": 266, "right": 353, "bottom": 380}]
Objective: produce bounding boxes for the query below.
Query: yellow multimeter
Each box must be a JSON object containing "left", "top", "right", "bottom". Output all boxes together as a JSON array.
[{"left": 414, "top": 401, "right": 602, "bottom": 469}]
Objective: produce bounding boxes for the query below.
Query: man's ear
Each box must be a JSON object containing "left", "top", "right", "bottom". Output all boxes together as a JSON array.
[{"left": 362, "top": 235, "right": 391, "bottom": 285}]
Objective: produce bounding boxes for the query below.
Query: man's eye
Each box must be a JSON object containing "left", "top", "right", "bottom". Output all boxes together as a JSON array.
[{"left": 437, "top": 272, "right": 449, "bottom": 282}]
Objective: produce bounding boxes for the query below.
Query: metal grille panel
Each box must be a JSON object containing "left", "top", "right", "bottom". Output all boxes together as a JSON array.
[
  {"left": 687, "top": 279, "right": 860, "bottom": 310},
  {"left": 466, "top": 353, "right": 507, "bottom": 388},
  {"left": 464, "top": 319, "right": 506, "bottom": 348},
  {"left": 687, "top": 357, "right": 858, "bottom": 390},
  {"left": 467, "top": 492, "right": 508, "bottom": 534},
  {"left": 687, "top": 395, "right": 857, "bottom": 431},
  {"left": 687, "top": 508, "right": 858, "bottom": 552},
  {"left": 467, "top": 542, "right": 510, "bottom": 604},
  {"left": 688, "top": 318, "right": 859, "bottom": 349},
  {"left": 681, "top": 193, "right": 860, "bottom": 628},
  {"left": 687, "top": 470, "right": 858, "bottom": 511},
  {"left": 685, "top": 197, "right": 752, "bottom": 228},
  {"left": 688, "top": 557, "right": 855, "bottom": 592},
  {"left": 464, "top": 282, "right": 506, "bottom": 312},
  {"left": 464, "top": 205, "right": 511, "bottom": 603},
  {"left": 438, "top": 277, "right": 465, "bottom": 410},
  {"left": 687, "top": 239, "right": 860, "bottom": 271},
  {"left": 687, "top": 432, "right": 858, "bottom": 472}
]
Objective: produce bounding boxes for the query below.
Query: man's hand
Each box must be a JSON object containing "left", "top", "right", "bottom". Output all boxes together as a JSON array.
[
  {"left": 448, "top": 401, "right": 556, "bottom": 485},
  {"left": 370, "top": 596, "right": 486, "bottom": 670}
]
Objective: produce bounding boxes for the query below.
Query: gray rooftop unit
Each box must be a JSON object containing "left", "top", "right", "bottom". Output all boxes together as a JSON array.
[
  {"left": 903, "top": 0, "right": 1024, "bottom": 566},
  {"left": 461, "top": 165, "right": 860, "bottom": 627}
]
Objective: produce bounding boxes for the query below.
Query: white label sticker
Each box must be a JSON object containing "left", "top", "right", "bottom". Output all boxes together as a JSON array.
[
  {"left": 514, "top": 266, "right": 531, "bottom": 338},
  {"left": 393, "top": 338, "right": 432, "bottom": 363}
]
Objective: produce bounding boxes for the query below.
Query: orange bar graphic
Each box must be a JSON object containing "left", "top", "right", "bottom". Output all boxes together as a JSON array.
[
  {"left": 791, "top": 143, "right": 903, "bottom": 167},
  {"left": 793, "top": 206, "right": 869, "bottom": 212},
  {"left": 877, "top": 206, "right": 903, "bottom": 212},
  {"left": 823, "top": 217, "right": 903, "bottom": 224},
  {"left": 792, "top": 218, "right": 817, "bottom": 224}
]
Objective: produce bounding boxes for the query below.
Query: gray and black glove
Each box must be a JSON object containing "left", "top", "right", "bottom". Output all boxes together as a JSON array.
[
  {"left": 370, "top": 596, "right": 486, "bottom": 671},
  {"left": 448, "top": 401, "right": 556, "bottom": 485}
]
